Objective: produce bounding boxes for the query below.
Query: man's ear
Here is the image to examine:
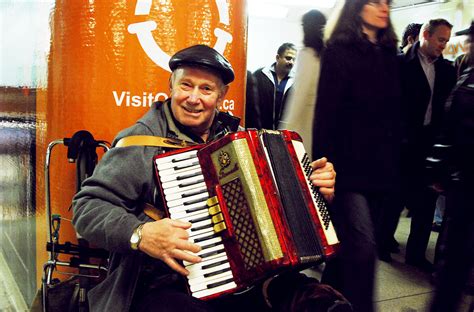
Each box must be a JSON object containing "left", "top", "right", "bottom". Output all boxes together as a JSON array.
[
  {"left": 219, "top": 85, "right": 230, "bottom": 101},
  {"left": 215, "top": 85, "right": 229, "bottom": 108},
  {"left": 168, "top": 76, "right": 173, "bottom": 92},
  {"left": 408, "top": 35, "right": 415, "bottom": 44},
  {"left": 422, "top": 29, "right": 430, "bottom": 40}
]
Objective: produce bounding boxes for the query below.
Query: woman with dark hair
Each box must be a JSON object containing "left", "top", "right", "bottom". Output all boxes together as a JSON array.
[
  {"left": 279, "top": 9, "right": 326, "bottom": 158},
  {"left": 312, "top": 1, "right": 401, "bottom": 311}
]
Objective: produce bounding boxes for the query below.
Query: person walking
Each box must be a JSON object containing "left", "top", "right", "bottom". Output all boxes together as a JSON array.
[{"left": 312, "top": 1, "right": 401, "bottom": 311}]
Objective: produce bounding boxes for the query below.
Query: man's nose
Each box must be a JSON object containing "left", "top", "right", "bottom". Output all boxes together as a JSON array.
[{"left": 188, "top": 89, "right": 200, "bottom": 103}]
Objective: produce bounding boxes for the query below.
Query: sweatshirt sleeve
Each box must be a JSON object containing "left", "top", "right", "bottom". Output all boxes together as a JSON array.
[{"left": 72, "top": 126, "right": 160, "bottom": 254}]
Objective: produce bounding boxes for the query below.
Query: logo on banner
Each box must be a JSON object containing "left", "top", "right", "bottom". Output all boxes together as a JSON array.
[{"left": 127, "top": 0, "right": 233, "bottom": 72}]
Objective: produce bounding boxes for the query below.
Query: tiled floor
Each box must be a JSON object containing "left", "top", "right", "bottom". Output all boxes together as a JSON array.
[
  {"left": 0, "top": 210, "right": 472, "bottom": 311},
  {"left": 374, "top": 211, "right": 438, "bottom": 311},
  {"left": 306, "top": 209, "right": 473, "bottom": 312}
]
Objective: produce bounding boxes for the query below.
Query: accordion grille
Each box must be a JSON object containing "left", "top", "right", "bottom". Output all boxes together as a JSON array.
[{"left": 221, "top": 178, "right": 265, "bottom": 270}]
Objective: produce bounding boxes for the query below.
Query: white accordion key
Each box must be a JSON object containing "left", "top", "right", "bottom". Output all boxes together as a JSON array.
[
  {"left": 192, "top": 281, "right": 237, "bottom": 299},
  {"left": 188, "top": 270, "right": 234, "bottom": 291},
  {"left": 155, "top": 150, "right": 199, "bottom": 170},
  {"left": 164, "top": 184, "right": 207, "bottom": 201},
  {"left": 167, "top": 192, "right": 210, "bottom": 208},
  {"left": 159, "top": 165, "right": 202, "bottom": 182}
]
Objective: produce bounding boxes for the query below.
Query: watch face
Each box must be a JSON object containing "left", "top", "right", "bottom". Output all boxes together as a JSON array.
[
  {"left": 131, "top": 224, "right": 143, "bottom": 250},
  {"left": 131, "top": 233, "right": 139, "bottom": 244}
]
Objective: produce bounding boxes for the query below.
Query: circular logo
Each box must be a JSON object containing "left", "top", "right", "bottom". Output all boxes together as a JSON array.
[{"left": 127, "top": 0, "right": 233, "bottom": 72}]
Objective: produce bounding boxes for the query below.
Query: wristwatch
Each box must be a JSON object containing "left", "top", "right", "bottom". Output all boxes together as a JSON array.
[{"left": 130, "top": 223, "right": 144, "bottom": 251}]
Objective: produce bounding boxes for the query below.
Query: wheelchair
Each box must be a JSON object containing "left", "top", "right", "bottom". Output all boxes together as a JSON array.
[{"left": 39, "top": 130, "right": 110, "bottom": 312}]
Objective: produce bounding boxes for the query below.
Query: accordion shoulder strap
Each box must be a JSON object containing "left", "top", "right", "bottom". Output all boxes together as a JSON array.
[
  {"left": 115, "top": 135, "right": 193, "bottom": 149},
  {"left": 142, "top": 202, "right": 164, "bottom": 221},
  {"left": 116, "top": 135, "right": 194, "bottom": 220}
]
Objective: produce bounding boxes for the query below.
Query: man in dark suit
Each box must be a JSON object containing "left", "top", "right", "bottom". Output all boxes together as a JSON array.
[
  {"left": 430, "top": 21, "right": 474, "bottom": 311},
  {"left": 399, "top": 18, "right": 457, "bottom": 272}
]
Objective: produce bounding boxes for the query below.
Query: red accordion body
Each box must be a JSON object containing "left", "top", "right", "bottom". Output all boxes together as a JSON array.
[{"left": 153, "top": 130, "right": 339, "bottom": 300}]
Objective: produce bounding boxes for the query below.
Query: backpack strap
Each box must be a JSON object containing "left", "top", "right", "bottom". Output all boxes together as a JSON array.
[{"left": 115, "top": 135, "right": 194, "bottom": 149}]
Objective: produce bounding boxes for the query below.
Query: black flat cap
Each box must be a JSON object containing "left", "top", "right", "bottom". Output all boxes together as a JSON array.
[
  {"left": 169, "top": 45, "right": 235, "bottom": 84},
  {"left": 455, "top": 21, "right": 474, "bottom": 36}
]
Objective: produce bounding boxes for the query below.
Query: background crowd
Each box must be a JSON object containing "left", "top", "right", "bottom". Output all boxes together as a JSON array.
[{"left": 247, "top": 1, "right": 473, "bottom": 311}]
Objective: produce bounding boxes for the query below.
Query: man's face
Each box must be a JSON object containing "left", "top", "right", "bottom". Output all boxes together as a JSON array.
[
  {"left": 421, "top": 25, "right": 451, "bottom": 60},
  {"left": 170, "top": 67, "right": 228, "bottom": 137},
  {"left": 275, "top": 49, "right": 296, "bottom": 75}
]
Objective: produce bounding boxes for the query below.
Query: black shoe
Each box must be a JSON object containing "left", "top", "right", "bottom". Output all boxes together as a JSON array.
[{"left": 406, "top": 258, "right": 434, "bottom": 273}]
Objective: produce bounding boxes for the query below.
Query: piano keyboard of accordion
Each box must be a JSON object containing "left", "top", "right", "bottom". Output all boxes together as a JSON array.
[{"left": 153, "top": 130, "right": 339, "bottom": 300}]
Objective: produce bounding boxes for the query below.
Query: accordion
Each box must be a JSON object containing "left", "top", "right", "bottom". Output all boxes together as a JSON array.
[{"left": 153, "top": 130, "right": 339, "bottom": 300}]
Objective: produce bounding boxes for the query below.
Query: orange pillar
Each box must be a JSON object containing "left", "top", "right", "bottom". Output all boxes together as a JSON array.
[{"left": 36, "top": 0, "right": 247, "bottom": 284}]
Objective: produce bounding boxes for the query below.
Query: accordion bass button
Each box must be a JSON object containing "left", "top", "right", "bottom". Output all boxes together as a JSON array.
[
  {"left": 207, "top": 196, "right": 219, "bottom": 206},
  {"left": 211, "top": 213, "right": 224, "bottom": 224},
  {"left": 213, "top": 221, "right": 227, "bottom": 234},
  {"left": 208, "top": 203, "right": 222, "bottom": 215}
]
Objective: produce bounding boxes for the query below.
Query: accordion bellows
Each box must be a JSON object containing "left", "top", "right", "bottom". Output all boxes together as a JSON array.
[{"left": 153, "top": 130, "right": 339, "bottom": 300}]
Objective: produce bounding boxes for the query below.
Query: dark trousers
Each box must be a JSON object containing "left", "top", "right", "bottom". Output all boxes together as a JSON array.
[
  {"left": 403, "top": 129, "right": 439, "bottom": 262},
  {"left": 430, "top": 183, "right": 474, "bottom": 311},
  {"left": 322, "top": 191, "right": 398, "bottom": 312},
  {"left": 405, "top": 185, "right": 439, "bottom": 261},
  {"left": 131, "top": 266, "right": 351, "bottom": 312},
  {"left": 131, "top": 272, "right": 213, "bottom": 312}
]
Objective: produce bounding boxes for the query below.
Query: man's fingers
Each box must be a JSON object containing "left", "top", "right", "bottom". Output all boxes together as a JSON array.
[
  {"left": 171, "top": 249, "right": 202, "bottom": 264},
  {"left": 310, "top": 170, "right": 336, "bottom": 180},
  {"left": 311, "top": 157, "right": 328, "bottom": 169},
  {"left": 319, "top": 186, "right": 335, "bottom": 195},
  {"left": 176, "top": 239, "right": 202, "bottom": 253},
  {"left": 163, "top": 256, "right": 189, "bottom": 276},
  {"left": 312, "top": 179, "right": 335, "bottom": 188},
  {"left": 171, "top": 219, "right": 193, "bottom": 229},
  {"left": 175, "top": 228, "right": 191, "bottom": 240}
]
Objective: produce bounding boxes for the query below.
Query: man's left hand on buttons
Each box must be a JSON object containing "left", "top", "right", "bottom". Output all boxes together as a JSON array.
[{"left": 309, "top": 157, "right": 336, "bottom": 204}]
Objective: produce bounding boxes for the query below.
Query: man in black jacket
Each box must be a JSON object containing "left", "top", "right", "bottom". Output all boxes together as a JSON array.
[
  {"left": 399, "top": 18, "right": 457, "bottom": 272},
  {"left": 253, "top": 43, "right": 296, "bottom": 130},
  {"left": 430, "top": 21, "right": 474, "bottom": 311}
]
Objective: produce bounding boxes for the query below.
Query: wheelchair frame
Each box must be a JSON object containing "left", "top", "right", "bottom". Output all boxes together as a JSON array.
[{"left": 41, "top": 133, "right": 110, "bottom": 312}]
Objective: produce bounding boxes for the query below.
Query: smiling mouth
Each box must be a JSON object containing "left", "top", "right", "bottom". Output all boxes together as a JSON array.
[{"left": 183, "top": 106, "right": 203, "bottom": 114}]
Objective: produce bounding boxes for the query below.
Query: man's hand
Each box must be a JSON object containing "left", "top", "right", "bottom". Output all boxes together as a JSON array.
[
  {"left": 139, "top": 219, "right": 202, "bottom": 276},
  {"left": 309, "top": 157, "right": 336, "bottom": 203}
]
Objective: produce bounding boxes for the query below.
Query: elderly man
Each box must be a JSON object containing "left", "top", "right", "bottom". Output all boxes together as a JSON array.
[{"left": 72, "top": 45, "right": 338, "bottom": 311}]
